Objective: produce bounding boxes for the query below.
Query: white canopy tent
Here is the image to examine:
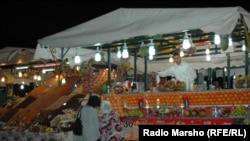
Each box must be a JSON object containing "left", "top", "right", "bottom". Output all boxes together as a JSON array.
[
  {"left": 0, "top": 47, "right": 35, "bottom": 66},
  {"left": 35, "top": 7, "right": 250, "bottom": 71},
  {"left": 37, "top": 7, "right": 250, "bottom": 48}
]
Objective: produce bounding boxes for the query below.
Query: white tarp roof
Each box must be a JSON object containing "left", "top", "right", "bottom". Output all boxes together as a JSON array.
[
  {"left": 0, "top": 47, "right": 35, "bottom": 66},
  {"left": 37, "top": 7, "right": 250, "bottom": 48},
  {"left": 35, "top": 7, "right": 250, "bottom": 71}
]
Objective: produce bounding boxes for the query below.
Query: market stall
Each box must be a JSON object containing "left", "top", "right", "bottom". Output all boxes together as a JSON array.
[
  {"left": 0, "top": 69, "right": 249, "bottom": 141},
  {"left": 103, "top": 89, "right": 250, "bottom": 140},
  {"left": 1, "top": 7, "right": 250, "bottom": 141}
]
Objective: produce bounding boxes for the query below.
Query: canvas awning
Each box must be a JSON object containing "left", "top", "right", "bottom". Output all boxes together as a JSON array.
[
  {"left": 37, "top": 7, "right": 250, "bottom": 48},
  {"left": 35, "top": 7, "right": 250, "bottom": 71},
  {"left": 0, "top": 47, "right": 35, "bottom": 66}
]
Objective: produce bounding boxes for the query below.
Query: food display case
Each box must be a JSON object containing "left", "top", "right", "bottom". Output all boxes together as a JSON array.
[{"left": 103, "top": 88, "right": 250, "bottom": 141}]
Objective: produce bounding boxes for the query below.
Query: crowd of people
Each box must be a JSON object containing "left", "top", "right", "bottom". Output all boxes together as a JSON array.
[{"left": 77, "top": 94, "right": 124, "bottom": 141}]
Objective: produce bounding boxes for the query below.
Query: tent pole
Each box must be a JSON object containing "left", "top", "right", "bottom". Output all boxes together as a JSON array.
[
  {"left": 58, "top": 47, "right": 70, "bottom": 86},
  {"left": 241, "top": 16, "right": 250, "bottom": 75},
  {"left": 244, "top": 50, "right": 249, "bottom": 76},
  {"left": 134, "top": 51, "right": 137, "bottom": 82},
  {"left": 226, "top": 53, "right": 231, "bottom": 89},
  {"left": 58, "top": 48, "right": 64, "bottom": 86},
  {"left": 222, "top": 68, "right": 226, "bottom": 89},
  {"left": 242, "top": 16, "right": 250, "bottom": 53},
  {"left": 61, "top": 48, "right": 64, "bottom": 73},
  {"left": 207, "top": 68, "right": 212, "bottom": 89},
  {"left": 107, "top": 47, "right": 111, "bottom": 93},
  {"left": 144, "top": 56, "right": 147, "bottom": 91}
]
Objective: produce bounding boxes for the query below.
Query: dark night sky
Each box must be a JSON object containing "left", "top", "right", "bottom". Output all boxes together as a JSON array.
[{"left": 1, "top": 1, "right": 249, "bottom": 49}]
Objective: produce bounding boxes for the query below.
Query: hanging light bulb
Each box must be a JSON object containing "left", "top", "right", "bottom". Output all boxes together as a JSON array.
[
  {"left": 214, "top": 34, "right": 221, "bottom": 45},
  {"left": 95, "top": 47, "right": 101, "bottom": 62},
  {"left": 122, "top": 43, "right": 129, "bottom": 58},
  {"left": 169, "top": 56, "right": 173, "bottom": 62},
  {"left": 18, "top": 72, "right": 22, "bottom": 77},
  {"left": 117, "top": 46, "right": 122, "bottom": 58},
  {"left": 76, "top": 66, "right": 80, "bottom": 71},
  {"left": 1, "top": 77, "right": 5, "bottom": 82},
  {"left": 20, "top": 84, "right": 24, "bottom": 90},
  {"left": 74, "top": 55, "right": 81, "bottom": 64},
  {"left": 74, "top": 48, "right": 81, "bottom": 64},
  {"left": 149, "top": 54, "right": 153, "bottom": 60},
  {"left": 206, "top": 54, "right": 211, "bottom": 61},
  {"left": 182, "top": 32, "right": 191, "bottom": 49},
  {"left": 37, "top": 75, "right": 41, "bottom": 81},
  {"left": 34, "top": 74, "right": 37, "bottom": 80},
  {"left": 42, "top": 69, "right": 46, "bottom": 74},
  {"left": 180, "top": 49, "right": 184, "bottom": 57},
  {"left": 242, "top": 41, "right": 246, "bottom": 51},
  {"left": 148, "top": 39, "right": 155, "bottom": 56},
  {"left": 205, "top": 47, "right": 210, "bottom": 55},
  {"left": 228, "top": 35, "right": 233, "bottom": 47},
  {"left": 62, "top": 78, "right": 66, "bottom": 84},
  {"left": 233, "top": 73, "right": 236, "bottom": 79}
]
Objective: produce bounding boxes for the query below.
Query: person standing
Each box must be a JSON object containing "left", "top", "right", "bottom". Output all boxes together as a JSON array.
[
  {"left": 100, "top": 100, "right": 124, "bottom": 141},
  {"left": 81, "top": 94, "right": 101, "bottom": 141},
  {"left": 152, "top": 51, "right": 197, "bottom": 90},
  {"left": 213, "top": 77, "right": 223, "bottom": 89}
]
